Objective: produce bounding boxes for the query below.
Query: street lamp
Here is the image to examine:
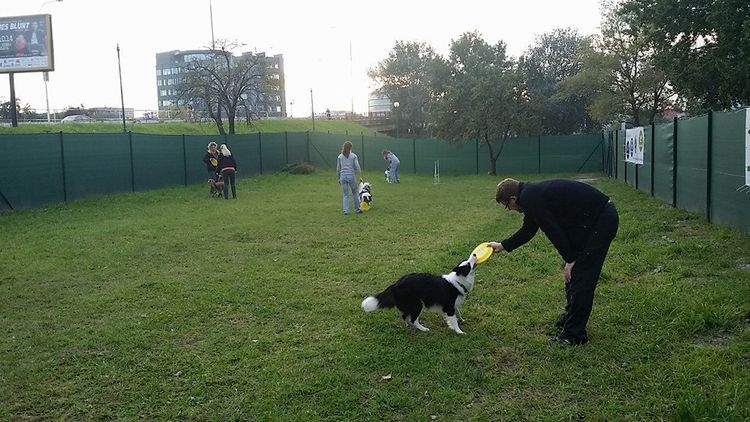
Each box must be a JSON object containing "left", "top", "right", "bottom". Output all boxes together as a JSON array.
[
  {"left": 393, "top": 101, "right": 399, "bottom": 138},
  {"left": 40, "top": 0, "right": 63, "bottom": 122}
]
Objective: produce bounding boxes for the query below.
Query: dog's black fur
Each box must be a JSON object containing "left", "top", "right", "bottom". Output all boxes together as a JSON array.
[{"left": 361, "top": 254, "right": 477, "bottom": 334}]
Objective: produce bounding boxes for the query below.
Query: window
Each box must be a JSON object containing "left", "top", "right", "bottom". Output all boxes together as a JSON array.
[
  {"left": 157, "top": 80, "right": 162, "bottom": 86},
  {"left": 156, "top": 69, "right": 162, "bottom": 76},
  {"left": 167, "top": 79, "right": 174, "bottom": 85},
  {"left": 163, "top": 68, "right": 171, "bottom": 76},
  {"left": 160, "top": 90, "right": 167, "bottom": 96}
]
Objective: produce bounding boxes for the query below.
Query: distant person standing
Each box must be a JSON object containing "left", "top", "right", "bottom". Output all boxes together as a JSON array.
[
  {"left": 203, "top": 141, "right": 220, "bottom": 196},
  {"left": 336, "top": 141, "right": 362, "bottom": 215},
  {"left": 383, "top": 149, "right": 400, "bottom": 183},
  {"left": 216, "top": 144, "right": 238, "bottom": 200}
]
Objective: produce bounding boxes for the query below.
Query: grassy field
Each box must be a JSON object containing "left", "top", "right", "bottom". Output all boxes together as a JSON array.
[
  {"left": 1, "top": 170, "right": 748, "bottom": 420},
  {"left": 0, "top": 119, "right": 374, "bottom": 136}
]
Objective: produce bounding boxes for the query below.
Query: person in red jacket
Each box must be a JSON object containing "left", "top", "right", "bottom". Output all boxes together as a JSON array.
[
  {"left": 489, "top": 178, "right": 619, "bottom": 346},
  {"left": 216, "top": 144, "right": 238, "bottom": 199}
]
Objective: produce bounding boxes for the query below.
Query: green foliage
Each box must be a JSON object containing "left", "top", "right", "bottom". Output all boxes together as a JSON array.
[
  {"left": 559, "top": 2, "right": 674, "bottom": 126},
  {"left": 367, "top": 41, "right": 442, "bottom": 136},
  {"left": 520, "top": 28, "right": 595, "bottom": 134},
  {"left": 622, "top": 0, "right": 750, "bottom": 111},
  {"left": 0, "top": 119, "right": 372, "bottom": 135},
  {"left": 1, "top": 172, "right": 748, "bottom": 420},
  {"left": 430, "top": 31, "right": 535, "bottom": 174}
]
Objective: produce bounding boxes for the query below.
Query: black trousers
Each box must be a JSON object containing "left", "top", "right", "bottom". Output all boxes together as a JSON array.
[
  {"left": 561, "top": 202, "right": 619, "bottom": 343},
  {"left": 222, "top": 171, "right": 236, "bottom": 199}
]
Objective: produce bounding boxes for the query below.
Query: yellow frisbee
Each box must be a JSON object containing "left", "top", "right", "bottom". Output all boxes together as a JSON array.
[
  {"left": 360, "top": 201, "right": 370, "bottom": 211},
  {"left": 471, "top": 242, "right": 493, "bottom": 264}
]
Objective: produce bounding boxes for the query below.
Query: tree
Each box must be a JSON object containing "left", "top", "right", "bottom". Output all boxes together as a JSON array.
[
  {"left": 621, "top": 0, "right": 750, "bottom": 111},
  {"left": 368, "top": 41, "right": 442, "bottom": 136},
  {"left": 430, "top": 31, "right": 535, "bottom": 175},
  {"left": 559, "top": 2, "right": 673, "bottom": 126},
  {"left": 519, "top": 28, "right": 595, "bottom": 134},
  {"left": 175, "top": 40, "right": 276, "bottom": 135}
]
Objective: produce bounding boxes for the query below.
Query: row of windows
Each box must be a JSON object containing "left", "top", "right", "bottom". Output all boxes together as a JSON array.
[{"left": 157, "top": 79, "right": 177, "bottom": 86}]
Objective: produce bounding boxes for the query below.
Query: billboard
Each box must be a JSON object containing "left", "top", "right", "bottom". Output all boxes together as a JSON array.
[{"left": 0, "top": 14, "right": 54, "bottom": 73}]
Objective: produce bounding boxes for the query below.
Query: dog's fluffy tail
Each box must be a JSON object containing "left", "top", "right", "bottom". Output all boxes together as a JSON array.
[{"left": 361, "top": 287, "right": 396, "bottom": 312}]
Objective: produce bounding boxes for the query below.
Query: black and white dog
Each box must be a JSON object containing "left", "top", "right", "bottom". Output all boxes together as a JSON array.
[
  {"left": 358, "top": 179, "right": 372, "bottom": 206},
  {"left": 361, "top": 254, "right": 478, "bottom": 334}
]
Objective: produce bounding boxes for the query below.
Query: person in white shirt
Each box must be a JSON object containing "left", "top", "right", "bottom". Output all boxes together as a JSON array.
[
  {"left": 336, "top": 141, "right": 362, "bottom": 215},
  {"left": 382, "top": 149, "right": 400, "bottom": 183}
]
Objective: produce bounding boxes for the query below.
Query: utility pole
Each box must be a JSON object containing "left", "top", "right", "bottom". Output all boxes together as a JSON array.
[{"left": 117, "top": 44, "right": 127, "bottom": 132}]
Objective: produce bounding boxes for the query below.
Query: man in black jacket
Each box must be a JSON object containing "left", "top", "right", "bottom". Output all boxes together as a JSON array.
[{"left": 488, "top": 178, "right": 619, "bottom": 345}]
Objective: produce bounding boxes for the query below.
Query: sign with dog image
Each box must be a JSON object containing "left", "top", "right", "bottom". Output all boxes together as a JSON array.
[{"left": 624, "top": 126, "right": 645, "bottom": 165}]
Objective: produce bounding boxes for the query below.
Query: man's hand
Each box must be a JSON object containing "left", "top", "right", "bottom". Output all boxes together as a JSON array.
[
  {"left": 488, "top": 242, "right": 505, "bottom": 253},
  {"left": 563, "top": 261, "right": 575, "bottom": 283}
]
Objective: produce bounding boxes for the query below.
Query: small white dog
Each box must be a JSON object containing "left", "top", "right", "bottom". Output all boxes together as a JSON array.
[{"left": 384, "top": 169, "right": 392, "bottom": 183}]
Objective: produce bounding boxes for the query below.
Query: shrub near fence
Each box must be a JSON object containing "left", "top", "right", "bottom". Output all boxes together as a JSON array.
[
  {"left": 0, "top": 131, "right": 604, "bottom": 212},
  {"left": 604, "top": 108, "right": 750, "bottom": 233}
]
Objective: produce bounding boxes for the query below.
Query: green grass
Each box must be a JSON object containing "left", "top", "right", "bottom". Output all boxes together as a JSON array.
[
  {"left": 1, "top": 171, "right": 748, "bottom": 420},
  {"left": 0, "top": 119, "right": 375, "bottom": 135}
]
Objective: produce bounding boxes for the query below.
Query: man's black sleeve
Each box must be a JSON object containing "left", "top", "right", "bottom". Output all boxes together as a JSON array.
[{"left": 501, "top": 214, "right": 539, "bottom": 252}]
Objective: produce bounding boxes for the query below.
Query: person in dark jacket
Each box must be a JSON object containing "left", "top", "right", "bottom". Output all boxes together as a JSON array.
[
  {"left": 203, "top": 141, "right": 220, "bottom": 196},
  {"left": 216, "top": 144, "right": 238, "bottom": 199},
  {"left": 488, "top": 178, "right": 619, "bottom": 346}
]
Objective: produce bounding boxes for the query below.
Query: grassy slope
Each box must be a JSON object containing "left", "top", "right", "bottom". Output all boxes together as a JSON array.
[
  {"left": 0, "top": 119, "right": 375, "bottom": 135},
  {"left": 0, "top": 171, "right": 748, "bottom": 420}
]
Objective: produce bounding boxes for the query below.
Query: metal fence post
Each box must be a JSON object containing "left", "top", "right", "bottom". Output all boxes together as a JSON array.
[
  {"left": 258, "top": 132, "right": 263, "bottom": 175},
  {"left": 59, "top": 131, "right": 68, "bottom": 201},
  {"left": 672, "top": 117, "right": 678, "bottom": 207},
  {"left": 475, "top": 138, "right": 479, "bottom": 175},
  {"left": 537, "top": 135, "right": 541, "bottom": 174},
  {"left": 706, "top": 111, "right": 713, "bottom": 221},
  {"left": 182, "top": 134, "right": 187, "bottom": 186},
  {"left": 128, "top": 131, "right": 135, "bottom": 192},
  {"left": 412, "top": 137, "right": 416, "bottom": 174},
  {"left": 285, "top": 131, "right": 289, "bottom": 165},
  {"left": 306, "top": 131, "right": 310, "bottom": 163},
  {"left": 650, "top": 123, "right": 655, "bottom": 196}
]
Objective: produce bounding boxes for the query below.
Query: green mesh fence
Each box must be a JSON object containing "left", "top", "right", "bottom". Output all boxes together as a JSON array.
[
  {"left": 62, "top": 133, "right": 132, "bottom": 201},
  {"left": 676, "top": 115, "right": 709, "bottom": 217},
  {"left": 0, "top": 133, "right": 63, "bottom": 210},
  {"left": 616, "top": 130, "right": 625, "bottom": 182},
  {"left": 653, "top": 121, "right": 675, "bottom": 205},
  {"left": 1, "top": 130, "right": 606, "bottom": 211},
  {"left": 711, "top": 110, "right": 750, "bottom": 232},
  {"left": 131, "top": 134, "right": 185, "bottom": 191},
  {"left": 606, "top": 110, "right": 750, "bottom": 234}
]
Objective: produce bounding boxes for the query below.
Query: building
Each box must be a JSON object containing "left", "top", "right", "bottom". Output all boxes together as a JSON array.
[
  {"left": 88, "top": 107, "right": 134, "bottom": 120},
  {"left": 155, "top": 50, "right": 286, "bottom": 119},
  {"left": 367, "top": 92, "right": 392, "bottom": 119}
]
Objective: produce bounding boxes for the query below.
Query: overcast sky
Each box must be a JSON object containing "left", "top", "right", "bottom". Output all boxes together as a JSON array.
[{"left": 1, "top": 0, "right": 603, "bottom": 117}]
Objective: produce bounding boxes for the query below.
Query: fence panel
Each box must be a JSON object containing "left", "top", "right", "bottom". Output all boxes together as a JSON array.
[
  {"left": 675, "top": 115, "right": 709, "bottom": 217},
  {"left": 415, "top": 138, "right": 476, "bottom": 176},
  {"left": 541, "top": 134, "right": 602, "bottom": 173},
  {"left": 309, "top": 133, "right": 348, "bottom": 170},
  {"left": 711, "top": 110, "right": 750, "bottom": 232},
  {"left": 226, "top": 134, "right": 260, "bottom": 178},
  {"left": 653, "top": 122, "right": 675, "bottom": 205},
  {"left": 616, "top": 130, "right": 625, "bottom": 182},
  {"left": 132, "top": 134, "right": 185, "bottom": 191},
  {"left": 0, "top": 133, "right": 63, "bottom": 210},
  {"left": 496, "top": 136, "right": 540, "bottom": 174},
  {"left": 362, "top": 135, "right": 415, "bottom": 176},
  {"left": 185, "top": 135, "right": 217, "bottom": 185},
  {"left": 637, "top": 126, "right": 653, "bottom": 195},
  {"left": 260, "top": 132, "right": 287, "bottom": 173},
  {"left": 62, "top": 133, "right": 132, "bottom": 201}
]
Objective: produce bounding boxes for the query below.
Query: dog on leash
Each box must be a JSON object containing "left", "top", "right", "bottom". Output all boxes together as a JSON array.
[
  {"left": 361, "top": 254, "right": 478, "bottom": 334},
  {"left": 358, "top": 178, "right": 372, "bottom": 206},
  {"left": 210, "top": 174, "right": 225, "bottom": 197}
]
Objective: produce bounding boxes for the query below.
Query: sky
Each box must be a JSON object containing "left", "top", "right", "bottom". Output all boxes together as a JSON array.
[{"left": 0, "top": 0, "right": 603, "bottom": 118}]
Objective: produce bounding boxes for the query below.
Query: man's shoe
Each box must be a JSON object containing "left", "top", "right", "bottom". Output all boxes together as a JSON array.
[
  {"left": 547, "top": 334, "right": 587, "bottom": 346},
  {"left": 555, "top": 313, "right": 566, "bottom": 330}
]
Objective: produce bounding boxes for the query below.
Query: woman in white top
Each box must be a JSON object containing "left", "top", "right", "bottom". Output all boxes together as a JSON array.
[
  {"left": 336, "top": 141, "right": 362, "bottom": 215},
  {"left": 382, "top": 149, "right": 400, "bottom": 183}
]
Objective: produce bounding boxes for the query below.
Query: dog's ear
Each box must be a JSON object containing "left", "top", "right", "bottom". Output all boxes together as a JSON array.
[{"left": 453, "top": 261, "right": 471, "bottom": 277}]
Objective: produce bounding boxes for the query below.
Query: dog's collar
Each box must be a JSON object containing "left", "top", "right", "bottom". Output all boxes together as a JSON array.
[{"left": 456, "top": 281, "right": 469, "bottom": 295}]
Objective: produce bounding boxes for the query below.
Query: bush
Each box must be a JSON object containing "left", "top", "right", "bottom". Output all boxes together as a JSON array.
[{"left": 281, "top": 161, "right": 316, "bottom": 174}]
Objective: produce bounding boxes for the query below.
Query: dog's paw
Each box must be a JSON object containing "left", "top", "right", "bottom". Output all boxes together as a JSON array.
[{"left": 454, "top": 329, "right": 465, "bottom": 335}]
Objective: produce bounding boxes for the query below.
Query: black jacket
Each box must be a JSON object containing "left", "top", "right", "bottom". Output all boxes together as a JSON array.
[
  {"left": 501, "top": 179, "right": 610, "bottom": 263},
  {"left": 216, "top": 153, "right": 237, "bottom": 174},
  {"left": 203, "top": 152, "right": 219, "bottom": 172}
]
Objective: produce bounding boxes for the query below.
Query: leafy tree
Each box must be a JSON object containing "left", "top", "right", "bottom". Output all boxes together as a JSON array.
[
  {"left": 175, "top": 40, "right": 275, "bottom": 135},
  {"left": 367, "top": 41, "right": 442, "bottom": 136},
  {"left": 559, "top": 2, "right": 673, "bottom": 126},
  {"left": 520, "top": 28, "right": 595, "bottom": 134},
  {"left": 621, "top": 0, "right": 750, "bottom": 111},
  {"left": 430, "top": 31, "right": 535, "bottom": 175}
]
